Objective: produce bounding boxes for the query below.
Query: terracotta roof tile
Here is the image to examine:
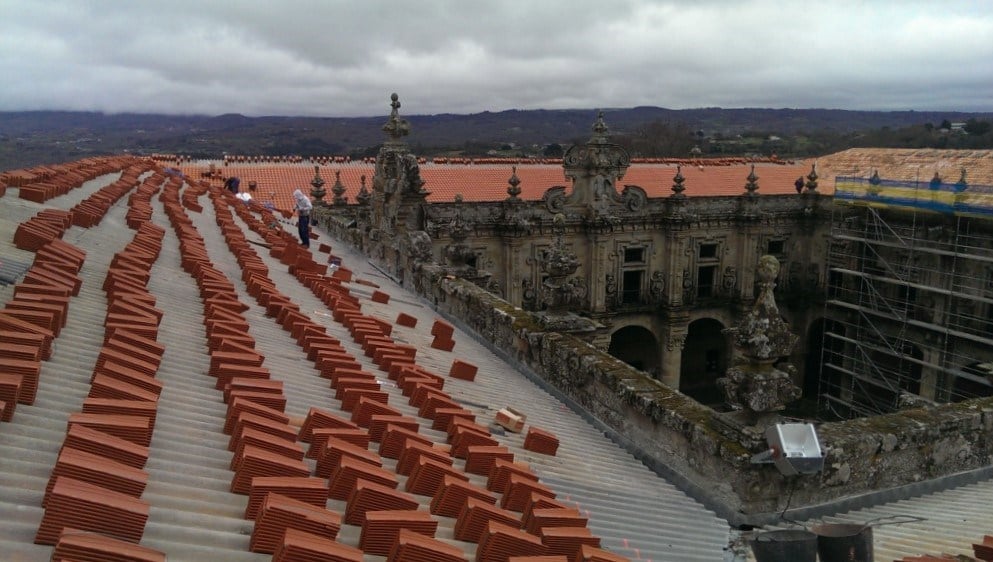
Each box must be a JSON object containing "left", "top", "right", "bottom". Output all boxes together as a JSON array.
[{"left": 178, "top": 160, "right": 818, "bottom": 213}]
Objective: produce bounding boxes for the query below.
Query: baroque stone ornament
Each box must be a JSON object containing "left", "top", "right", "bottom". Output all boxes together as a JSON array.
[
  {"left": 506, "top": 166, "right": 522, "bottom": 201},
  {"left": 538, "top": 213, "right": 582, "bottom": 312},
  {"left": 331, "top": 170, "right": 347, "bottom": 206},
  {"left": 804, "top": 163, "right": 819, "bottom": 193},
  {"left": 743, "top": 164, "right": 759, "bottom": 199},
  {"left": 382, "top": 92, "right": 410, "bottom": 141},
  {"left": 650, "top": 270, "right": 665, "bottom": 303},
  {"left": 356, "top": 175, "right": 370, "bottom": 205},
  {"left": 310, "top": 165, "right": 326, "bottom": 203},
  {"left": 718, "top": 255, "right": 801, "bottom": 418}
]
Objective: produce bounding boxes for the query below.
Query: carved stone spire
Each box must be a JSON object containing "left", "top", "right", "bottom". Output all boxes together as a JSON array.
[
  {"left": 538, "top": 213, "right": 582, "bottom": 313},
  {"left": 589, "top": 110, "right": 609, "bottom": 144},
  {"left": 381, "top": 93, "right": 410, "bottom": 142},
  {"left": 331, "top": 170, "right": 347, "bottom": 206},
  {"left": 356, "top": 174, "right": 370, "bottom": 205},
  {"left": 744, "top": 164, "right": 759, "bottom": 198},
  {"left": 506, "top": 166, "right": 522, "bottom": 201},
  {"left": 560, "top": 111, "right": 630, "bottom": 207},
  {"left": 310, "top": 165, "right": 326, "bottom": 204},
  {"left": 804, "top": 163, "right": 818, "bottom": 193},
  {"left": 717, "top": 255, "right": 801, "bottom": 417},
  {"left": 671, "top": 164, "right": 686, "bottom": 198}
]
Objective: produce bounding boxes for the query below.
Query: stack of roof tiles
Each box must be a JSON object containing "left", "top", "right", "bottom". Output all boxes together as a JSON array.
[
  {"left": 523, "top": 426, "right": 560, "bottom": 456},
  {"left": 358, "top": 509, "right": 438, "bottom": 555},
  {"left": 272, "top": 528, "right": 364, "bottom": 562},
  {"left": 388, "top": 528, "right": 467, "bottom": 562},
  {"left": 250, "top": 493, "right": 343, "bottom": 554},
  {"left": 49, "top": 529, "right": 166, "bottom": 562},
  {"left": 3, "top": 158, "right": 642, "bottom": 561},
  {"left": 25, "top": 170, "right": 173, "bottom": 560}
]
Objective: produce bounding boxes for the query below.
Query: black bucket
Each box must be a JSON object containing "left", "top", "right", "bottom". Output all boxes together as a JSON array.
[
  {"left": 812, "top": 523, "right": 874, "bottom": 562},
  {"left": 750, "top": 529, "right": 818, "bottom": 562}
]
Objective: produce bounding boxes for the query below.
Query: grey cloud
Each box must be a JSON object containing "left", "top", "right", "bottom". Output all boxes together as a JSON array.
[{"left": 1, "top": 0, "right": 991, "bottom": 116}]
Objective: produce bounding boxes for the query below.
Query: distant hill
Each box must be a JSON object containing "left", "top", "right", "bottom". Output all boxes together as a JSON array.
[{"left": 2, "top": 107, "right": 991, "bottom": 172}]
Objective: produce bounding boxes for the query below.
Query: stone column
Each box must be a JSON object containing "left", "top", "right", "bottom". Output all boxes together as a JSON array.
[
  {"left": 660, "top": 327, "right": 687, "bottom": 388},
  {"left": 504, "top": 239, "right": 523, "bottom": 306}
]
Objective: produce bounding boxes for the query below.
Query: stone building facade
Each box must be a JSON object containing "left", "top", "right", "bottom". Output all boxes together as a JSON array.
[
  {"left": 324, "top": 96, "right": 833, "bottom": 408},
  {"left": 315, "top": 95, "right": 993, "bottom": 519}
]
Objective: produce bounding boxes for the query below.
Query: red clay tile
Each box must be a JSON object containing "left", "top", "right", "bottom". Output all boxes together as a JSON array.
[
  {"left": 387, "top": 527, "right": 466, "bottom": 562},
  {"left": 476, "top": 520, "right": 548, "bottom": 561},
  {"left": 573, "top": 544, "right": 632, "bottom": 562},
  {"left": 36, "top": 476, "right": 150, "bottom": 545},
  {"left": 395, "top": 312, "right": 418, "bottom": 328},
  {"left": 430, "top": 476, "right": 497, "bottom": 518},
  {"left": 51, "top": 528, "right": 166, "bottom": 562},
  {"left": 250, "top": 493, "right": 342, "bottom": 554},
  {"left": 343, "top": 479, "right": 419, "bottom": 526},
  {"left": 273, "top": 527, "right": 363, "bottom": 562},
  {"left": 245, "top": 476, "right": 329, "bottom": 519},
  {"left": 314, "top": 436, "right": 381, "bottom": 477},
  {"left": 523, "top": 426, "right": 560, "bottom": 456}
]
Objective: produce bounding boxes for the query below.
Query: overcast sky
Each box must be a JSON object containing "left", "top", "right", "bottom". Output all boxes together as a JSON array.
[{"left": 2, "top": 0, "right": 991, "bottom": 118}]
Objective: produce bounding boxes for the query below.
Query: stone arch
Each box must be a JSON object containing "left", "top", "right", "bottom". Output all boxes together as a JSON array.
[
  {"left": 679, "top": 318, "right": 728, "bottom": 406},
  {"left": 608, "top": 325, "right": 659, "bottom": 376}
]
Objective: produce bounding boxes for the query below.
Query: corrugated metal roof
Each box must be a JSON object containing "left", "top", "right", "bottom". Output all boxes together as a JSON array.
[
  {"left": 749, "top": 479, "right": 993, "bottom": 561},
  {"left": 0, "top": 170, "right": 731, "bottom": 561}
]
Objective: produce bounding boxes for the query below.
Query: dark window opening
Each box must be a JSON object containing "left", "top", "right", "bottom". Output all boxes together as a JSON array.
[
  {"left": 697, "top": 265, "right": 716, "bottom": 298},
  {"left": 622, "top": 270, "right": 643, "bottom": 304},
  {"left": 828, "top": 269, "right": 843, "bottom": 299},
  {"left": 896, "top": 284, "right": 916, "bottom": 312},
  {"left": 465, "top": 254, "right": 478, "bottom": 269},
  {"left": 767, "top": 240, "right": 785, "bottom": 255},
  {"left": 624, "top": 247, "right": 645, "bottom": 263},
  {"left": 699, "top": 243, "right": 718, "bottom": 259}
]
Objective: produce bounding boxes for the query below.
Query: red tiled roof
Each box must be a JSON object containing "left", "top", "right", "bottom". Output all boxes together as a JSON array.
[{"left": 178, "top": 161, "right": 821, "bottom": 213}]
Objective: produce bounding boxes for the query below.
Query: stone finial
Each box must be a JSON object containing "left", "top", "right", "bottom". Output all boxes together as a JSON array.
[
  {"left": 331, "top": 170, "right": 347, "bottom": 206},
  {"left": 671, "top": 164, "right": 686, "bottom": 198},
  {"left": 744, "top": 164, "right": 759, "bottom": 198},
  {"left": 731, "top": 255, "right": 797, "bottom": 361},
  {"left": 506, "top": 166, "right": 522, "bottom": 201},
  {"left": 804, "top": 163, "right": 818, "bottom": 193},
  {"left": 590, "top": 110, "right": 609, "bottom": 144},
  {"left": 382, "top": 93, "right": 410, "bottom": 141},
  {"left": 718, "top": 255, "right": 801, "bottom": 415},
  {"left": 310, "top": 165, "right": 326, "bottom": 203},
  {"left": 356, "top": 174, "right": 370, "bottom": 205}
]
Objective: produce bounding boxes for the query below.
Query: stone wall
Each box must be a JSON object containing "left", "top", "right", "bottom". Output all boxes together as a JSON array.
[
  {"left": 319, "top": 205, "right": 993, "bottom": 524},
  {"left": 410, "top": 263, "right": 993, "bottom": 524}
]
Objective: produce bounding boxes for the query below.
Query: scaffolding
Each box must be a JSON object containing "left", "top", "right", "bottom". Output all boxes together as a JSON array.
[{"left": 819, "top": 174, "right": 993, "bottom": 419}]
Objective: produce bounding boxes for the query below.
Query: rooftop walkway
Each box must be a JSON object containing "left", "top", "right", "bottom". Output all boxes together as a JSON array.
[
  {"left": 0, "top": 164, "right": 730, "bottom": 561},
  {"left": 2, "top": 160, "right": 990, "bottom": 562}
]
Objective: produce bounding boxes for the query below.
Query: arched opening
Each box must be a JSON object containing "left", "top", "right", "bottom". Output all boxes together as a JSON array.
[
  {"left": 608, "top": 325, "right": 659, "bottom": 376},
  {"left": 679, "top": 318, "right": 728, "bottom": 406}
]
